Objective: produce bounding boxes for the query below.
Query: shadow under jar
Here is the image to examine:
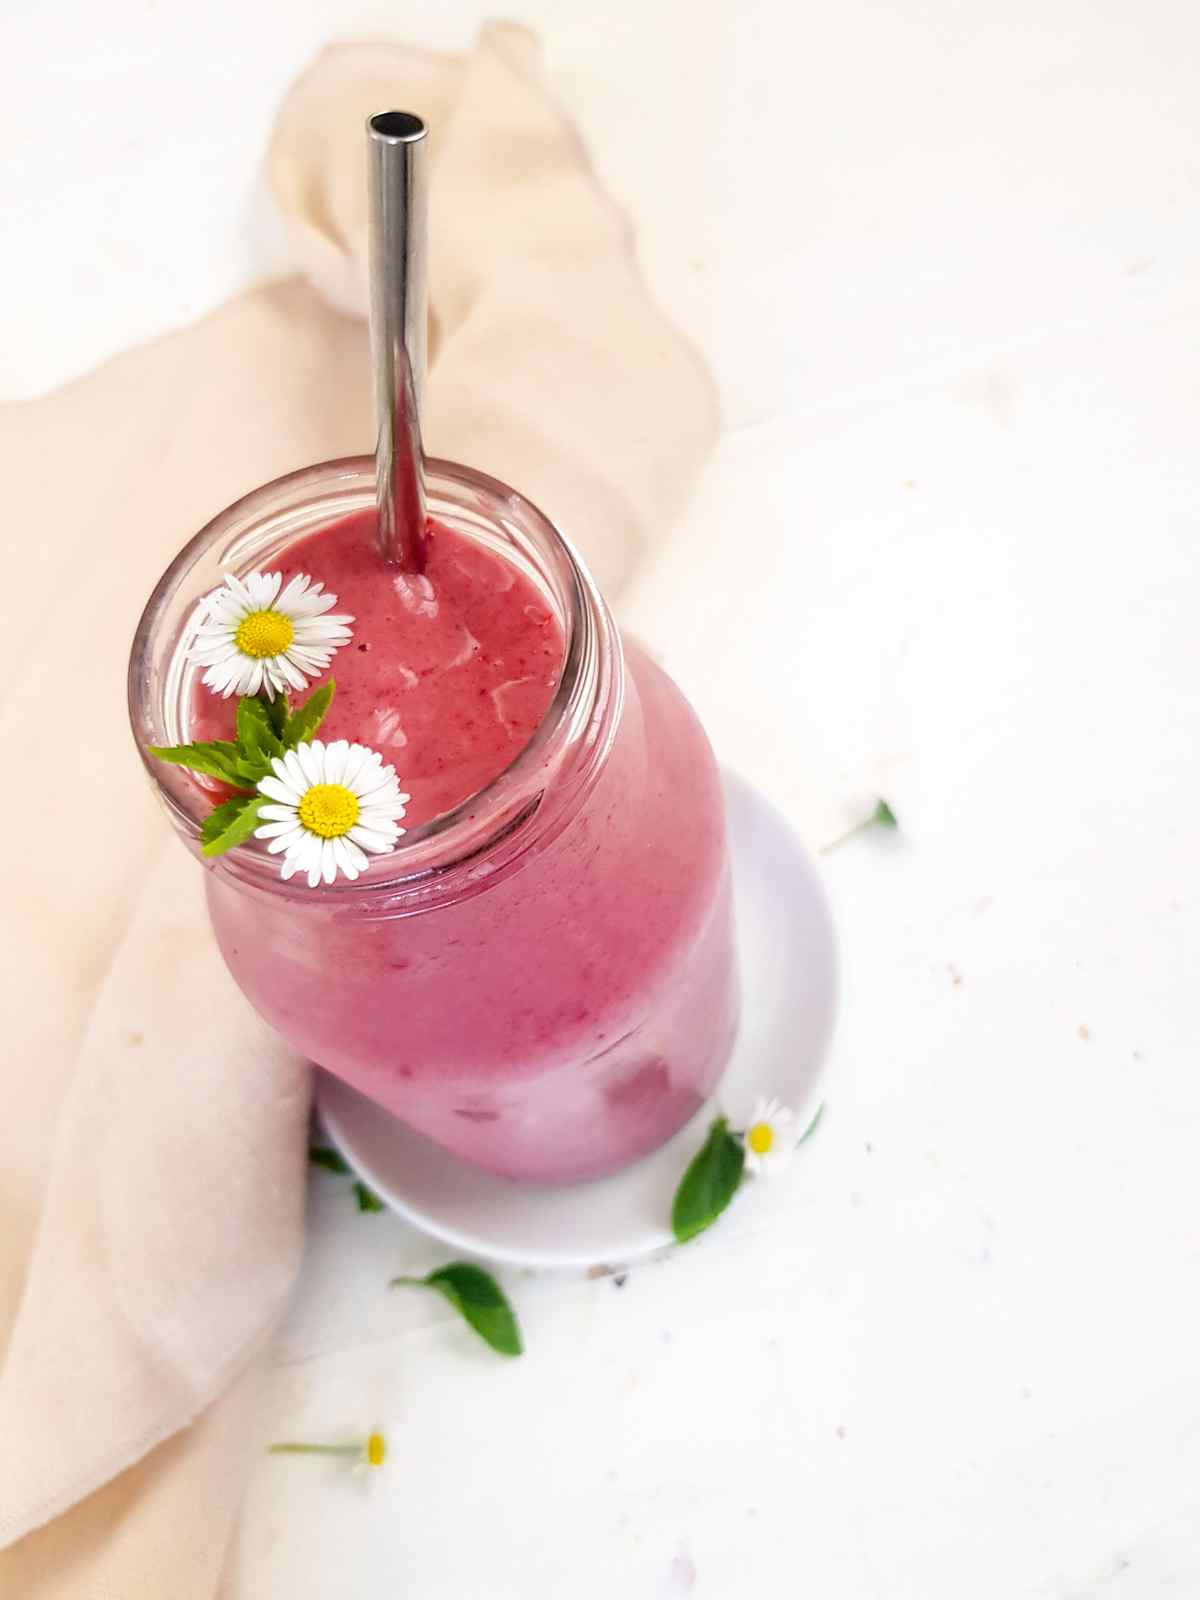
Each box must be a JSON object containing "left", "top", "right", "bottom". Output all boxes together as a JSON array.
[{"left": 129, "top": 457, "right": 739, "bottom": 1182}]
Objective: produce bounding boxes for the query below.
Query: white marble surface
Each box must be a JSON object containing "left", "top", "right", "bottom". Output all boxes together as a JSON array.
[{"left": 5, "top": 1, "right": 1200, "bottom": 1595}]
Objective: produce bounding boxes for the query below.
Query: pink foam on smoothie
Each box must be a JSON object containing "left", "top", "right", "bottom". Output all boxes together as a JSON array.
[{"left": 191, "top": 511, "right": 564, "bottom": 827}]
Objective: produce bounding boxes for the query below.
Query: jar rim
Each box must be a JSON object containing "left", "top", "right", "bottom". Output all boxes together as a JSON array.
[{"left": 128, "top": 454, "right": 622, "bottom": 898}]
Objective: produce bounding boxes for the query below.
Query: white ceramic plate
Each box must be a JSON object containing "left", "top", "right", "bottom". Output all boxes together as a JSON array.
[{"left": 317, "top": 770, "right": 839, "bottom": 1267}]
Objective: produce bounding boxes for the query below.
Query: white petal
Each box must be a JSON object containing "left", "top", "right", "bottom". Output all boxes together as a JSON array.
[
  {"left": 258, "top": 776, "right": 299, "bottom": 806},
  {"left": 291, "top": 592, "right": 337, "bottom": 619},
  {"left": 223, "top": 573, "right": 254, "bottom": 608},
  {"left": 256, "top": 803, "right": 300, "bottom": 823},
  {"left": 354, "top": 754, "right": 394, "bottom": 784},
  {"left": 254, "top": 819, "right": 301, "bottom": 841},
  {"left": 250, "top": 571, "right": 282, "bottom": 608},
  {"left": 317, "top": 839, "right": 334, "bottom": 883},
  {"left": 282, "top": 834, "right": 319, "bottom": 875},
  {"left": 287, "top": 645, "right": 336, "bottom": 671},
  {"left": 331, "top": 839, "right": 360, "bottom": 880},
  {"left": 340, "top": 836, "right": 369, "bottom": 875},
  {"left": 357, "top": 785, "right": 404, "bottom": 817},
  {"left": 281, "top": 749, "right": 308, "bottom": 791},
  {"left": 356, "top": 806, "right": 403, "bottom": 833},
  {"left": 323, "top": 740, "right": 350, "bottom": 785},
  {"left": 294, "top": 616, "right": 353, "bottom": 643},
  {"left": 295, "top": 743, "right": 323, "bottom": 788},
  {"left": 189, "top": 634, "right": 238, "bottom": 660},
  {"left": 348, "top": 825, "right": 399, "bottom": 854},
  {"left": 276, "top": 655, "right": 309, "bottom": 691},
  {"left": 348, "top": 771, "right": 384, "bottom": 805},
  {"left": 276, "top": 573, "right": 313, "bottom": 612},
  {"left": 340, "top": 744, "right": 372, "bottom": 790}
]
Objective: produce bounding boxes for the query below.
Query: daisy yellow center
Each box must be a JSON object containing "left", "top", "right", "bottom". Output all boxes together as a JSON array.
[
  {"left": 298, "top": 783, "right": 360, "bottom": 839},
  {"left": 747, "top": 1121, "right": 775, "bottom": 1156},
  {"left": 234, "top": 608, "right": 294, "bottom": 659},
  {"left": 365, "top": 1432, "right": 387, "bottom": 1468}
]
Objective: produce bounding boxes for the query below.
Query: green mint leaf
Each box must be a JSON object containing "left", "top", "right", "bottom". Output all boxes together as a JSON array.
[
  {"left": 391, "top": 1262, "right": 523, "bottom": 1357},
  {"left": 283, "top": 680, "right": 335, "bottom": 749},
  {"left": 201, "top": 796, "right": 251, "bottom": 848},
  {"left": 233, "top": 756, "right": 271, "bottom": 786},
  {"left": 799, "top": 1102, "right": 826, "bottom": 1142},
  {"left": 671, "top": 1116, "right": 745, "bottom": 1244},
  {"left": 308, "top": 1144, "right": 352, "bottom": 1175},
  {"left": 236, "top": 696, "right": 284, "bottom": 766},
  {"left": 263, "top": 690, "right": 290, "bottom": 740},
  {"left": 148, "top": 740, "right": 242, "bottom": 783},
  {"left": 201, "top": 795, "right": 267, "bottom": 858},
  {"left": 872, "top": 799, "right": 898, "bottom": 829},
  {"left": 354, "top": 1182, "right": 385, "bottom": 1213}
]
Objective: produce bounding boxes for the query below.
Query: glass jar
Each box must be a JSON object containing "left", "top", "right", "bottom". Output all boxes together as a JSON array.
[{"left": 129, "top": 458, "right": 739, "bottom": 1182}]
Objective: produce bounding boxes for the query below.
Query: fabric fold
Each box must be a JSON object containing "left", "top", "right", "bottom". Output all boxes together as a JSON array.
[{"left": 0, "top": 22, "right": 715, "bottom": 1591}]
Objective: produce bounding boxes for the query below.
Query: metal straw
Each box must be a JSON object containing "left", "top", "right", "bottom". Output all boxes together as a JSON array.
[{"left": 367, "top": 111, "right": 428, "bottom": 570}]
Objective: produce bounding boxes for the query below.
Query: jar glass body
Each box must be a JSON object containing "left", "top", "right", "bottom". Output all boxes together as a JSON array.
[{"left": 129, "top": 458, "right": 739, "bottom": 1181}]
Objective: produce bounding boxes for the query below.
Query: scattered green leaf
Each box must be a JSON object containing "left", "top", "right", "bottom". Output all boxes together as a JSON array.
[
  {"left": 392, "top": 1262, "right": 523, "bottom": 1357},
  {"left": 201, "top": 795, "right": 266, "bottom": 857},
  {"left": 308, "top": 1147, "right": 385, "bottom": 1213},
  {"left": 671, "top": 1116, "right": 745, "bottom": 1244},
  {"left": 799, "top": 1102, "right": 826, "bottom": 1142},
  {"left": 821, "top": 796, "right": 900, "bottom": 853},
  {"left": 308, "top": 1144, "right": 352, "bottom": 1176}
]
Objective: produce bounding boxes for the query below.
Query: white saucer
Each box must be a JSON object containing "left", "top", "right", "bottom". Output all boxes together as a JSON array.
[{"left": 316, "top": 770, "right": 839, "bottom": 1268}]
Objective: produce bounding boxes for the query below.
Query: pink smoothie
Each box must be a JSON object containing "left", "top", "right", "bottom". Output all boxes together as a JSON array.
[
  {"left": 200, "top": 508, "right": 738, "bottom": 1182},
  {"left": 193, "top": 511, "right": 564, "bottom": 827}
]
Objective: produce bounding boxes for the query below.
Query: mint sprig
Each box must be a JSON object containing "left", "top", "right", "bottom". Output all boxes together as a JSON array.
[
  {"left": 392, "top": 1262, "right": 524, "bottom": 1357},
  {"left": 147, "top": 681, "right": 336, "bottom": 858},
  {"left": 671, "top": 1117, "right": 745, "bottom": 1244}
]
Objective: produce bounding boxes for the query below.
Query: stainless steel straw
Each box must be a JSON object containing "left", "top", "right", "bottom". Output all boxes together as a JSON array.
[{"left": 367, "top": 111, "right": 428, "bottom": 570}]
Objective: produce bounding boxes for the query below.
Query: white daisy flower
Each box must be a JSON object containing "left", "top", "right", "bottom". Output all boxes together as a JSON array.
[
  {"left": 254, "top": 740, "right": 410, "bottom": 887},
  {"left": 187, "top": 570, "right": 354, "bottom": 699},
  {"left": 743, "top": 1096, "right": 799, "bottom": 1177}
]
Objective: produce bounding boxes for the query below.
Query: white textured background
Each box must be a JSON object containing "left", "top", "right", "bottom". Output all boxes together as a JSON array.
[{"left": 3, "top": 1, "right": 1199, "bottom": 1596}]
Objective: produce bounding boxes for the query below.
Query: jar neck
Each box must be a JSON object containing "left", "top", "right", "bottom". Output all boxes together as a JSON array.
[{"left": 129, "top": 456, "right": 624, "bottom": 912}]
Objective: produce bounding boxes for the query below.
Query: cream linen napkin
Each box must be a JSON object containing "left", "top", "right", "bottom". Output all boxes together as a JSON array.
[{"left": 0, "top": 22, "right": 715, "bottom": 1593}]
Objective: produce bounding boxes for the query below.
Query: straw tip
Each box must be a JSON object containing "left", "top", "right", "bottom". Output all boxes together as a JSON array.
[{"left": 368, "top": 110, "right": 426, "bottom": 143}]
